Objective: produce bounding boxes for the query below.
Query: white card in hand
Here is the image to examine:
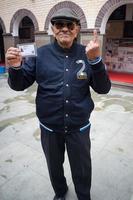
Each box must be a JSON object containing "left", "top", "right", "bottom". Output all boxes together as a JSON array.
[{"left": 17, "top": 43, "right": 37, "bottom": 57}]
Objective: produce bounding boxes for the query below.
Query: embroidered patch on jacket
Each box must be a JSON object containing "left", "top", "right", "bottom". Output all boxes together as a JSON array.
[{"left": 76, "top": 60, "right": 87, "bottom": 80}]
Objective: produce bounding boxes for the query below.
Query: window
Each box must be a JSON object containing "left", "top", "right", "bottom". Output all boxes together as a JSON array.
[
  {"left": 19, "top": 27, "right": 31, "bottom": 39},
  {"left": 124, "top": 21, "right": 133, "bottom": 37}
]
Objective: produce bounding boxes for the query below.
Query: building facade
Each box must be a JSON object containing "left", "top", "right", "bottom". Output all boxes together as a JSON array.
[{"left": 0, "top": 0, "right": 133, "bottom": 74}]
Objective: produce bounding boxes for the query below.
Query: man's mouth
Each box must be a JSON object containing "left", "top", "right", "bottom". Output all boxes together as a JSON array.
[{"left": 59, "top": 32, "right": 70, "bottom": 37}]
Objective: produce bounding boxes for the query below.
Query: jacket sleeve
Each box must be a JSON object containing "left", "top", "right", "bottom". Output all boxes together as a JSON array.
[
  {"left": 8, "top": 57, "right": 36, "bottom": 91},
  {"left": 89, "top": 60, "right": 111, "bottom": 94}
]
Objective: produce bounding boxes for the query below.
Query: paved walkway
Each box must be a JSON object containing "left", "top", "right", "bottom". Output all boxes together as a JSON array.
[{"left": 0, "top": 74, "right": 133, "bottom": 200}]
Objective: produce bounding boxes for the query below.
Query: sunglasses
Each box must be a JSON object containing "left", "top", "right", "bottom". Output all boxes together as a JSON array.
[{"left": 53, "top": 21, "right": 76, "bottom": 30}]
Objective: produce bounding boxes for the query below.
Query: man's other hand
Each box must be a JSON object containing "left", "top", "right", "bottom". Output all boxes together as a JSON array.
[{"left": 6, "top": 47, "right": 22, "bottom": 67}]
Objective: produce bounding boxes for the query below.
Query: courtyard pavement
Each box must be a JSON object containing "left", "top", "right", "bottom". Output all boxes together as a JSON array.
[{"left": 0, "top": 74, "right": 133, "bottom": 200}]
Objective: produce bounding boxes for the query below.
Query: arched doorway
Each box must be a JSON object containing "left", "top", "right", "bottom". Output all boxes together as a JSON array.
[
  {"left": 10, "top": 9, "right": 39, "bottom": 46},
  {"left": 19, "top": 16, "right": 35, "bottom": 43},
  {"left": 0, "top": 24, "right": 5, "bottom": 64},
  {"left": 0, "top": 18, "right": 6, "bottom": 64},
  {"left": 105, "top": 5, "right": 133, "bottom": 74},
  {"left": 95, "top": 0, "right": 133, "bottom": 85}
]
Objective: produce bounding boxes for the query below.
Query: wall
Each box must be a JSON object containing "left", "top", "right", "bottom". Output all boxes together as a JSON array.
[{"left": 0, "top": 0, "right": 107, "bottom": 33}]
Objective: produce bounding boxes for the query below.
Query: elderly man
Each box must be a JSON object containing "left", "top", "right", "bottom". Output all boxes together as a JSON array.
[{"left": 6, "top": 8, "right": 111, "bottom": 200}]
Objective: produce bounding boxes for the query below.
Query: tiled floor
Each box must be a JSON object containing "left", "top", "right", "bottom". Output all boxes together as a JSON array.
[{"left": 0, "top": 75, "right": 133, "bottom": 200}]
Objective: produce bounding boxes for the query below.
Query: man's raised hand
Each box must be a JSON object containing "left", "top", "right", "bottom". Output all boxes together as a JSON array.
[{"left": 85, "top": 29, "right": 100, "bottom": 60}]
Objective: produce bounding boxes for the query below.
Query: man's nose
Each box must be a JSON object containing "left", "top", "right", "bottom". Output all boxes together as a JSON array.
[{"left": 61, "top": 24, "right": 69, "bottom": 30}]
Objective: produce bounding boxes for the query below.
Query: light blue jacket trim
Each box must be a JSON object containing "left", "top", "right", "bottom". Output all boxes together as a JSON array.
[
  {"left": 88, "top": 56, "right": 102, "bottom": 65},
  {"left": 39, "top": 122, "right": 53, "bottom": 132},
  {"left": 80, "top": 122, "right": 91, "bottom": 132}
]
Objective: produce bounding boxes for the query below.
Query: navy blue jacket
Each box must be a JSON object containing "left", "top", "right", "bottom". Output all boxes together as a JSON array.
[{"left": 8, "top": 41, "right": 111, "bottom": 132}]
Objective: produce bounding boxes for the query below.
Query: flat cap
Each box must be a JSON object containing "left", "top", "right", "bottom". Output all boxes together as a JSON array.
[{"left": 51, "top": 8, "right": 80, "bottom": 24}]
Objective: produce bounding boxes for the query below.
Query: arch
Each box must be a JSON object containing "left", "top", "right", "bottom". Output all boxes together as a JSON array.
[
  {"left": 95, "top": 0, "right": 133, "bottom": 34},
  {"left": 10, "top": 9, "right": 39, "bottom": 36},
  {"left": 44, "top": 1, "right": 87, "bottom": 31},
  {"left": 0, "top": 17, "right": 6, "bottom": 33}
]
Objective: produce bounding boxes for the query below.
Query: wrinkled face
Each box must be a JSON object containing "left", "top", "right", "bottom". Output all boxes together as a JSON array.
[{"left": 52, "top": 20, "right": 80, "bottom": 48}]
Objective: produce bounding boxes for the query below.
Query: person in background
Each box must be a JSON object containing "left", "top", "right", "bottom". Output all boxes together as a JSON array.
[{"left": 6, "top": 8, "right": 111, "bottom": 200}]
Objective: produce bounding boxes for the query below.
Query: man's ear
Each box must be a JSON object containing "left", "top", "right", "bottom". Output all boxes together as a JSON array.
[
  {"left": 75, "top": 25, "right": 80, "bottom": 38},
  {"left": 77, "top": 25, "right": 81, "bottom": 32}
]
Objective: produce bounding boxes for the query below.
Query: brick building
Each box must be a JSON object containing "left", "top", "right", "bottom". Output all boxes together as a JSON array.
[{"left": 0, "top": 0, "right": 133, "bottom": 77}]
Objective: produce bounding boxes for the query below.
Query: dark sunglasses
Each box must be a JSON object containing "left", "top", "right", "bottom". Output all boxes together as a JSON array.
[{"left": 53, "top": 21, "right": 76, "bottom": 30}]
